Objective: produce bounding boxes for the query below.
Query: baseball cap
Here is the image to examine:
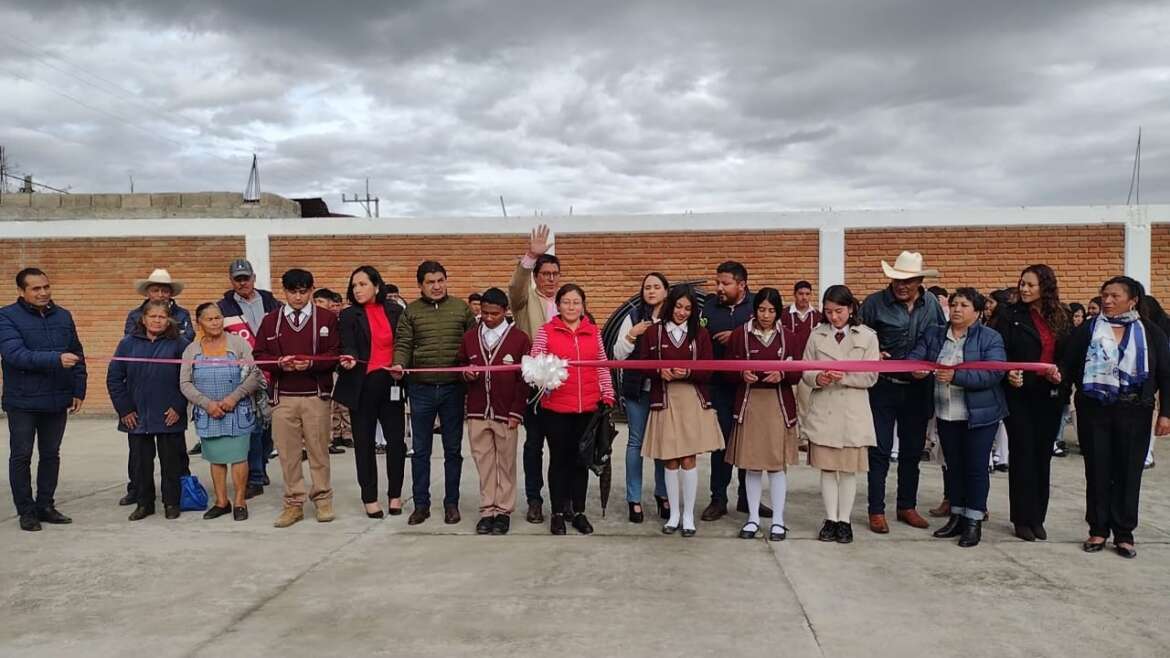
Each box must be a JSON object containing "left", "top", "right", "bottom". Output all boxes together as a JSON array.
[{"left": 229, "top": 259, "right": 255, "bottom": 278}]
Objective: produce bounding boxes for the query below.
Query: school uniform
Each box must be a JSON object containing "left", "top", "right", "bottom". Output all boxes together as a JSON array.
[
  {"left": 724, "top": 322, "right": 801, "bottom": 471},
  {"left": 639, "top": 324, "right": 723, "bottom": 461}
]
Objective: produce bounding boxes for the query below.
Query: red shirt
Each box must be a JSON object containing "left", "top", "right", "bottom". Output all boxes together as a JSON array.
[
  {"left": 1030, "top": 307, "right": 1055, "bottom": 363},
  {"left": 365, "top": 301, "right": 395, "bottom": 373}
]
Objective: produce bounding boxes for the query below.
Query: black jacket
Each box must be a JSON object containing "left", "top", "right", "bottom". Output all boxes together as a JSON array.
[
  {"left": 217, "top": 288, "right": 281, "bottom": 318},
  {"left": 1062, "top": 317, "right": 1170, "bottom": 411},
  {"left": 993, "top": 302, "right": 1073, "bottom": 404},
  {"left": 332, "top": 301, "right": 405, "bottom": 409}
]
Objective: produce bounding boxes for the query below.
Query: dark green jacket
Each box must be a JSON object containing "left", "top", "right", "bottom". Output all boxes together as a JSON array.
[{"left": 392, "top": 295, "right": 477, "bottom": 385}]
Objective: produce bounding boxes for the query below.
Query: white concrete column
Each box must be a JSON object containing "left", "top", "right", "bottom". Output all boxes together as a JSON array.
[
  {"left": 818, "top": 222, "right": 846, "bottom": 297},
  {"left": 1124, "top": 207, "right": 1152, "bottom": 288},
  {"left": 245, "top": 232, "right": 271, "bottom": 289}
]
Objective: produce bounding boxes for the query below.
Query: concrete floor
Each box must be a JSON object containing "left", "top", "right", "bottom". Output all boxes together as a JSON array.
[{"left": 1, "top": 417, "right": 1169, "bottom": 658}]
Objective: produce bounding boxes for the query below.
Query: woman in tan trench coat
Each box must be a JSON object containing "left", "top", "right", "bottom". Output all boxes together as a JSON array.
[{"left": 801, "top": 285, "right": 880, "bottom": 544}]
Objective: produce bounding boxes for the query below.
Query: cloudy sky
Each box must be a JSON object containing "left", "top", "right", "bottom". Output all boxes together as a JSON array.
[{"left": 0, "top": 1, "right": 1167, "bottom": 215}]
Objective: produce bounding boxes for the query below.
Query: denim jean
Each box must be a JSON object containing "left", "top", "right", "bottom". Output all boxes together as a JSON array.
[
  {"left": 409, "top": 383, "right": 466, "bottom": 507},
  {"left": 247, "top": 424, "right": 270, "bottom": 486},
  {"left": 937, "top": 420, "right": 997, "bottom": 520},
  {"left": 708, "top": 385, "right": 738, "bottom": 504},
  {"left": 867, "top": 378, "right": 932, "bottom": 514},
  {"left": 523, "top": 399, "right": 547, "bottom": 504},
  {"left": 623, "top": 391, "right": 666, "bottom": 503},
  {"left": 7, "top": 410, "right": 68, "bottom": 516}
]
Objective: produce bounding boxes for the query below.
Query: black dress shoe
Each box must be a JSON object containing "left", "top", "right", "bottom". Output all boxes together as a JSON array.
[
  {"left": 572, "top": 513, "right": 594, "bottom": 535},
  {"left": 19, "top": 514, "right": 42, "bottom": 532},
  {"left": 994, "top": 463, "right": 1010, "bottom": 473},
  {"left": 328, "top": 444, "right": 345, "bottom": 455},
  {"left": 736, "top": 497, "right": 773, "bottom": 518},
  {"left": 933, "top": 515, "right": 964, "bottom": 539},
  {"left": 366, "top": 508, "right": 385, "bottom": 519},
  {"left": 491, "top": 515, "right": 510, "bottom": 535},
  {"left": 700, "top": 501, "right": 727, "bottom": 522},
  {"left": 118, "top": 494, "right": 136, "bottom": 506},
  {"left": 550, "top": 513, "right": 567, "bottom": 535},
  {"left": 245, "top": 484, "right": 263, "bottom": 499},
  {"left": 680, "top": 527, "right": 696, "bottom": 538},
  {"left": 628, "top": 502, "right": 644, "bottom": 524},
  {"left": 818, "top": 520, "right": 838, "bottom": 542},
  {"left": 189, "top": 443, "right": 202, "bottom": 455},
  {"left": 375, "top": 445, "right": 386, "bottom": 455},
  {"left": 662, "top": 523, "right": 679, "bottom": 535},
  {"left": 836, "top": 522, "right": 854, "bottom": 544},
  {"left": 233, "top": 506, "right": 249, "bottom": 521},
  {"left": 1115, "top": 544, "right": 1137, "bottom": 559},
  {"left": 958, "top": 519, "right": 982, "bottom": 547},
  {"left": 768, "top": 524, "right": 787, "bottom": 541},
  {"left": 1082, "top": 539, "right": 1106, "bottom": 552},
  {"left": 37, "top": 507, "right": 72, "bottom": 524},
  {"left": 1032, "top": 524, "right": 1047, "bottom": 541},
  {"left": 301, "top": 449, "right": 309, "bottom": 461},
  {"left": 476, "top": 516, "right": 495, "bottom": 534},
  {"left": 164, "top": 505, "right": 181, "bottom": 520},
  {"left": 740, "top": 521, "right": 761, "bottom": 539},
  {"left": 128, "top": 505, "right": 155, "bottom": 521},
  {"left": 408, "top": 506, "right": 431, "bottom": 526},
  {"left": 340, "top": 438, "right": 354, "bottom": 448},
  {"left": 261, "top": 475, "right": 271, "bottom": 486},
  {"left": 203, "top": 504, "right": 232, "bottom": 520},
  {"left": 444, "top": 504, "right": 462, "bottom": 525},
  {"left": 1014, "top": 524, "right": 1036, "bottom": 541},
  {"left": 387, "top": 500, "right": 403, "bottom": 516},
  {"left": 655, "top": 495, "right": 670, "bottom": 520},
  {"left": 526, "top": 500, "right": 544, "bottom": 524}
]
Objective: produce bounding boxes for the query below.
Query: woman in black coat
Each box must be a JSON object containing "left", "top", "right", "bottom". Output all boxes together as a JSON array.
[
  {"left": 993, "top": 264, "right": 1071, "bottom": 542},
  {"left": 1064, "top": 277, "right": 1170, "bottom": 558},
  {"left": 333, "top": 265, "right": 407, "bottom": 519}
]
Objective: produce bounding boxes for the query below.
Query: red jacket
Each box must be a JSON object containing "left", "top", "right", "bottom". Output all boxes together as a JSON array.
[
  {"left": 254, "top": 306, "right": 339, "bottom": 404},
  {"left": 725, "top": 321, "right": 800, "bottom": 428},
  {"left": 457, "top": 323, "right": 531, "bottom": 423},
  {"left": 637, "top": 324, "right": 714, "bottom": 409},
  {"left": 529, "top": 316, "right": 615, "bottom": 414}
]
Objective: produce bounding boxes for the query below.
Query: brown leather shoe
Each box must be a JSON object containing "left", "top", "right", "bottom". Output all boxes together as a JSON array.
[
  {"left": 408, "top": 506, "right": 430, "bottom": 526},
  {"left": 526, "top": 500, "right": 544, "bottom": 524},
  {"left": 700, "top": 501, "right": 728, "bottom": 522},
  {"left": 868, "top": 513, "right": 889, "bottom": 534},
  {"left": 928, "top": 499, "right": 951, "bottom": 518},
  {"left": 444, "top": 504, "right": 461, "bottom": 525},
  {"left": 897, "top": 508, "right": 930, "bottom": 529}
]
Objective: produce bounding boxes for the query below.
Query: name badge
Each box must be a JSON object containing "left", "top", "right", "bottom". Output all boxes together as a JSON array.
[{"left": 390, "top": 386, "right": 402, "bottom": 402}]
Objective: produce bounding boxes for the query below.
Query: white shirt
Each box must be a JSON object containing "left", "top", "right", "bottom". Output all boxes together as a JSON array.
[
  {"left": 789, "top": 305, "right": 814, "bottom": 322},
  {"left": 666, "top": 321, "right": 687, "bottom": 347},
  {"left": 283, "top": 304, "right": 312, "bottom": 331},
  {"left": 480, "top": 321, "right": 508, "bottom": 351}
]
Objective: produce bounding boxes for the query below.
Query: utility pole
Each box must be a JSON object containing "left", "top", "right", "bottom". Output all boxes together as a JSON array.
[
  {"left": 0, "top": 145, "right": 11, "bottom": 195},
  {"left": 244, "top": 153, "right": 261, "bottom": 203},
  {"left": 342, "top": 178, "right": 379, "bottom": 217},
  {"left": 499, "top": 195, "right": 508, "bottom": 217},
  {"left": 1126, "top": 126, "right": 1142, "bottom": 206}
]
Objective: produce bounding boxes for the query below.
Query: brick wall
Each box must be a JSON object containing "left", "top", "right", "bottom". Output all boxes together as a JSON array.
[
  {"left": 845, "top": 225, "right": 1125, "bottom": 304},
  {"left": 0, "top": 238, "right": 245, "bottom": 413},
  {"left": 1153, "top": 224, "right": 1170, "bottom": 302}
]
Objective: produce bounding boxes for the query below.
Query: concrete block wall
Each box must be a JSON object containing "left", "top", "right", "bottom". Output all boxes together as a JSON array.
[{"left": 0, "top": 192, "right": 301, "bottom": 219}]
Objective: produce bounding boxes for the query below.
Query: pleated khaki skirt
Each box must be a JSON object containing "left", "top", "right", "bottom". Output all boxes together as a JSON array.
[
  {"left": 726, "top": 389, "right": 799, "bottom": 471},
  {"left": 808, "top": 443, "right": 870, "bottom": 473},
  {"left": 643, "top": 382, "right": 724, "bottom": 461}
]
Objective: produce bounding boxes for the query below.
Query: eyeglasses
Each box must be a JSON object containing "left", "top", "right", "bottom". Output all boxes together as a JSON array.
[{"left": 537, "top": 270, "right": 561, "bottom": 280}]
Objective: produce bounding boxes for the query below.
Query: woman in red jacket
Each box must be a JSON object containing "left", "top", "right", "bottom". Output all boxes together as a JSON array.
[
  {"left": 724, "top": 287, "right": 802, "bottom": 541},
  {"left": 640, "top": 286, "right": 724, "bottom": 537},
  {"left": 529, "top": 284, "right": 615, "bottom": 536}
]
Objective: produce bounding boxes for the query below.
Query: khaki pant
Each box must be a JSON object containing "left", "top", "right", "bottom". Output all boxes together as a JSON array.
[
  {"left": 331, "top": 401, "right": 352, "bottom": 440},
  {"left": 468, "top": 418, "right": 518, "bottom": 516},
  {"left": 273, "top": 395, "right": 333, "bottom": 508}
]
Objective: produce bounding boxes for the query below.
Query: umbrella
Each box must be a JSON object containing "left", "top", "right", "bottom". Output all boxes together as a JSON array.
[{"left": 580, "top": 404, "right": 619, "bottom": 516}]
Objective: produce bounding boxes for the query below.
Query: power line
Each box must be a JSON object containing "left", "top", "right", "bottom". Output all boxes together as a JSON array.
[{"left": 0, "top": 171, "right": 70, "bottom": 194}]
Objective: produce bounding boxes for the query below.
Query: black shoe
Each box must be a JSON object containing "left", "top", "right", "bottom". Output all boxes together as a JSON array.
[
  {"left": 818, "top": 520, "right": 838, "bottom": 542},
  {"left": 188, "top": 443, "right": 202, "bottom": 455},
  {"left": 768, "top": 524, "right": 787, "bottom": 541},
  {"left": 700, "top": 501, "right": 727, "bottom": 522},
  {"left": 267, "top": 449, "right": 278, "bottom": 459},
  {"left": 128, "top": 505, "right": 155, "bottom": 521},
  {"left": 1082, "top": 538, "right": 1106, "bottom": 553},
  {"left": 628, "top": 502, "right": 644, "bottom": 524},
  {"left": 550, "top": 513, "right": 567, "bottom": 535},
  {"left": 118, "top": 494, "right": 136, "bottom": 506},
  {"left": 739, "top": 521, "right": 760, "bottom": 539},
  {"left": 164, "top": 505, "right": 181, "bottom": 520},
  {"left": 366, "top": 507, "right": 385, "bottom": 519},
  {"left": 836, "top": 523, "right": 854, "bottom": 544},
  {"left": 245, "top": 484, "right": 263, "bottom": 499},
  {"left": 526, "top": 500, "right": 544, "bottom": 524},
  {"left": 19, "top": 514, "right": 42, "bottom": 531},
  {"left": 408, "top": 506, "right": 431, "bottom": 526},
  {"left": 328, "top": 444, "right": 345, "bottom": 455},
  {"left": 681, "top": 527, "right": 696, "bottom": 538},
  {"left": 1014, "top": 524, "right": 1036, "bottom": 542},
  {"left": 933, "top": 514, "right": 964, "bottom": 539},
  {"left": 572, "top": 513, "right": 594, "bottom": 535},
  {"left": 994, "top": 463, "right": 1010, "bottom": 473},
  {"left": 654, "top": 495, "right": 670, "bottom": 520},
  {"left": 736, "top": 497, "right": 773, "bottom": 518},
  {"left": 1053, "top": 441, "right": 1068, "bottom": 457},
  {"left": 261, "top": 475, "right": 270, "bottom": 486},
  {"left": 1115, "top": 543, "right": 1137, "bottom": 559},
  {"left": 340, "top": 438, "right": 354, "bottom": 448},
  {"left": 476, "top": 516, "right": 495, "bottom": 535},
  {"left": 921, "top": 450, "right": 932, "bottom": 462},
  {"left": 491, "top": 515, "right": 511, "bottom": 535},
  {"left": 375, "top": 445, "right": 387, "bottom": 455},
  {"left": 1032, "top": 524, "right": 1048, "bottom": 541},
  {"left": 233, "top": 506, "right": 249, "bottom": 521},
  {"left": 203, "top": 504, "right": 232, "bottom": 520},
  {"left": 1144, "top": 461, "right": 1155, "bottom": 471},
  {"left": 301, "top": 449, "right": 309, "bottom": 462},
  {"left": 36, "top": 507, "right": 72, "bottom": 524},
  {"left": 958, "top": 519, "right": 982, "bottom": 547},
  {"left": 662, "top": 522, "right": 679, "bottom": 535}
]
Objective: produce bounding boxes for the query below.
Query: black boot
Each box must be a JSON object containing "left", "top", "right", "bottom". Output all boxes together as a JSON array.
[
  {"left": 932, "top": 514, "right": 964, "bottom": 539},
  {"left": 958, "top": 519, "right": 982, "bottom": 547}
]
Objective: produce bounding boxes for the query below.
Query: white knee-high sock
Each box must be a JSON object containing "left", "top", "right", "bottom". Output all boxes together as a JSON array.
[
  {"left": 821, "top": 471, "right": 839, "bottom": 522},
  {"left": 664, "top": 468, "right": 680, "bottom": 527},
  {"left": 838, "top": 473, "right": 857, "bottom": 524},
  {"left": 681, "top": 467, "right": 698, "bottom": 531},
  {"left": 745, "top": 470, "right": 763, "bottom": 525},
  {"left": 768, "top": 471, "right": 787, "bottom": 527}
]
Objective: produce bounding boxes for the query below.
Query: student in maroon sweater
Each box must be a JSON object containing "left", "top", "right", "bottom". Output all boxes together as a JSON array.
[
  {"left": 254, "top": 268, "right": 340, "bottom": 528},
  {"left": 456, "top": 288, "right": 531, "bottom": 536}
]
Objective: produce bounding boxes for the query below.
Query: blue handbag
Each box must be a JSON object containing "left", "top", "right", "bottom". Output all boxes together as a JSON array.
[{"left": 179, "top": 474, "right": 209, "bottom": 511}]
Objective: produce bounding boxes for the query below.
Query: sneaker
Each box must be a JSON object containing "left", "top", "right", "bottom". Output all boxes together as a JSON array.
[{"left": 274, "top": 506, "right": 305, "bottom": 528}]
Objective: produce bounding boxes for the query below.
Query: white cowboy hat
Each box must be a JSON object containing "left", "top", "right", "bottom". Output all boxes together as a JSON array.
[
  {"left": 135, "top": 268, "right": 185, "bottom": 296},
  {"left": 881, "top": 251, "right": 940, "bottom": 280}
]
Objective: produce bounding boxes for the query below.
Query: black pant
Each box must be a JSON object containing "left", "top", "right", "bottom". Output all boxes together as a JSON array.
[
  {"left": 7, "top": 410, "right": 68, "bottom": 517},
  {"left": 523, "top": 398, "right": 547, "bottom": 504},
  {"left": 131, "top": 432, "right": 186, "bottom": 507},
  {"left": 542, "top": 410, "right": 591, "bottom": 515},
  {"left": 868, "top": 378, "right": 932, "bottom": 514},
  {"left": 708, "top": 385, "right": 749, "bottom": 504},
  {"left": 350, "top": 371, "right": 407, "bottom": 504},
  {"left": 1077, "top": 397, "right": 1153, "bottom": 545},
  {"left": 127, "top": 433, "right": 190, "bottom": 497},
  {"left": 1004, "top": 392, "right": 1063, "bottom": 526},
  {"left": 937, "top": 420, "right": 997, "bottom": 516}
]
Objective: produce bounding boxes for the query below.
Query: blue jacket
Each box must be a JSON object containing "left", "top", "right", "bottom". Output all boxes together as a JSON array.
[
  {"left": 106, "top": 329, "right": 190, "bottom": 434},
  {"left": 907, "top": 322, "right": 1008, "bottom": 429},
  {"left": 0, "top": 299, "right": 87, "bottom": 412},
  {"left": 124, "top": 300, "right": 195, "bottom": 342}
]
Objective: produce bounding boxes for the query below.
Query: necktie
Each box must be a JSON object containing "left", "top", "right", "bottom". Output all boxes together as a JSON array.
[
  {"left": 835, "top": 331, "right": 845, "bottom": 344},
  {"left": 293, "top": 309, "right": 302, "bottom": 324}
]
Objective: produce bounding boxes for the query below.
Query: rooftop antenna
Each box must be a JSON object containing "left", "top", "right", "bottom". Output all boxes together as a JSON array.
[
  {"left": 1126, "top": 126, "right": 1141, "bottom": 206},
  {"left": 244, "top": 153, "right": 260, "bottom": 203},
  {"left": 342, "top": 178, "right": 380, "bottom": 217}
]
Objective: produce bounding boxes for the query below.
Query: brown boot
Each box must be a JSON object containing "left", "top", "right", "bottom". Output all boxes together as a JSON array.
[
  {"left": 315, "top": 499, "right": 335, "bottom": 523},
  {"left": 928, "top": 499, "right": 951, "bottom": 518},
  {"left": 525, "top": 500, "right": 544, "bottom": 524},
  {"left": 700, "top": 501, "right": 728, "bottom": 522},
  {"left": 897, "top": 508, "right": 930, "bottom": 529},
  {"left": 868, "top": 514, "right": 889, "bottom": 534},
  {"left": 273, "top": 506, "right": 304, "bottom": 528}
]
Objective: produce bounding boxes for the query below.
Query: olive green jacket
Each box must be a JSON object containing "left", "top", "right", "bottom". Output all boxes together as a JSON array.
[{"left": 392, "top": 295, "right": 477, "bottom": 385}]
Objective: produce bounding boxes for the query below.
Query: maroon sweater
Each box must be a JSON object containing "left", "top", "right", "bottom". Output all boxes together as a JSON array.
[
  {"left": 636, "top": 325, "right": 714, "bottom": 409},
  {"left": 255, "top": 306, "right": 340, "bottom": 403},
  {"left": 456, "top": 323, "right": 531, "bottom": 422},
  {"left": 724, "top": 322, "right": 800, "bottom": 428},
  {"left": 779, "top": 306, "right": 822, "bottom": 362}
]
